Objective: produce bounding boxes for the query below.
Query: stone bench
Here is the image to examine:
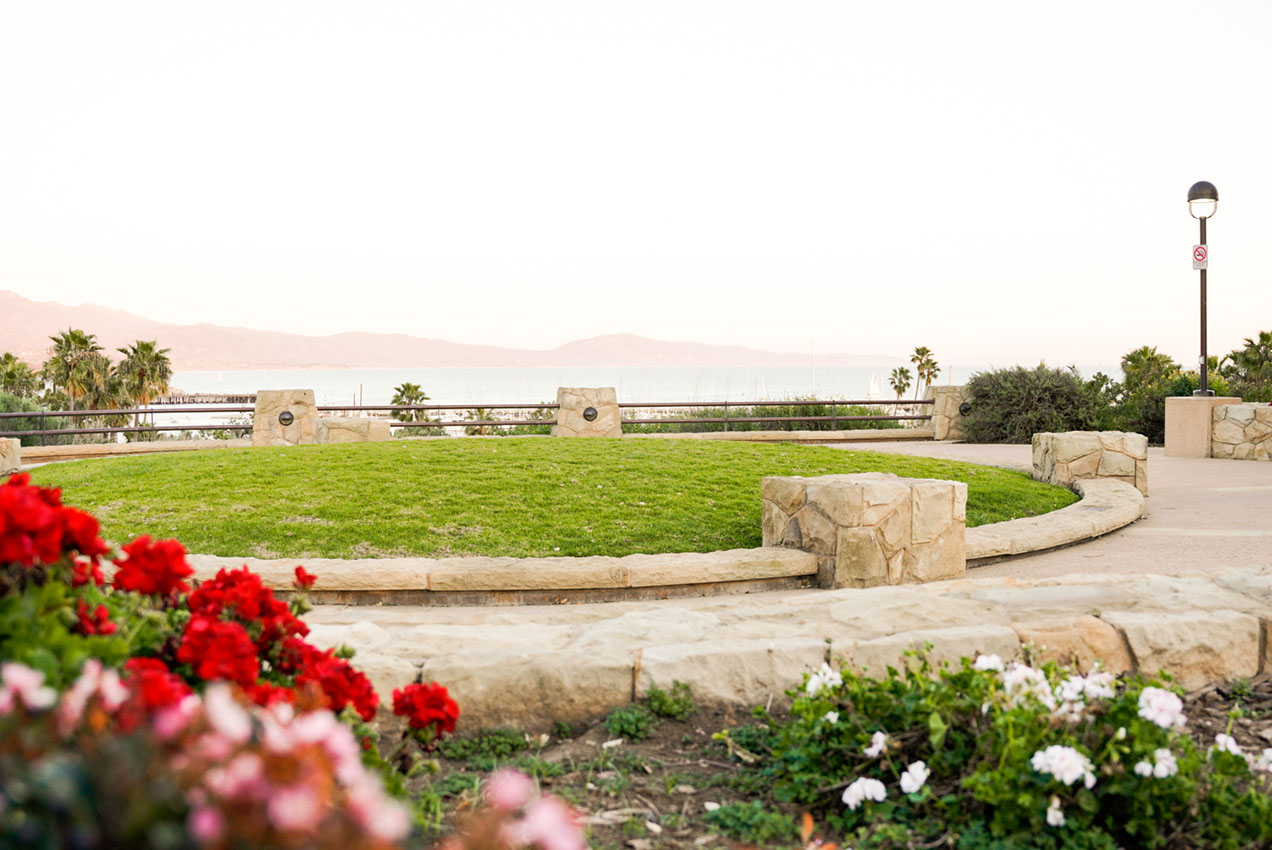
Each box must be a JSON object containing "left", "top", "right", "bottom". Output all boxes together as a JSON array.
[
  {"left": 762, "top": 473, "right": 966, "bottom": 589},
  {"left": 1212, "top": 404, "right": 1272, "bottom": 461},
  {"left": 1032, "top": 431, "right": 1148, "bottom": 496}
]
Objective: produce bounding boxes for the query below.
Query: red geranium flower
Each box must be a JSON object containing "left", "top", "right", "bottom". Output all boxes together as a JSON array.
[
  {"left": 177, "top": 614, "right": 260, "bottom": 688},
  {"left": 1, "top": 473, "right": 107, "bottom": 567},
  {"left": 293, "top": 566, "right": 318, "bottom": 589},
  {"left": 123, "top": 657, "right": 192, "bottom": 712},
  {"left": 112, "top": 535, "right": 193, "bottom": 598},
  {"left": 74, "top": 598, "right": 117, "bottom": 636},
  {"left": 392, "top": 682, "right": 459, "bottom": 737},
  {"left": 280, "top": 637, "right": 379, "bottom": 721},
  {"left": 188, "top": 566, "right": 308, "bottom": 652}
]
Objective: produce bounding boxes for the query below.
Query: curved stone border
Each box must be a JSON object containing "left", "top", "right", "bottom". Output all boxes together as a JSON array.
[
  {"left": 966, "top": 479, "right": 1144, "bottom": 566},
  {"left": 300, "top": 567, "right": 1272, "bottom": 730}
]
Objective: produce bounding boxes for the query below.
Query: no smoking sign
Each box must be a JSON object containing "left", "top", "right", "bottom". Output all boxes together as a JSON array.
[{"left": 1193, "top": 244, "right": 1208, "bottom": 270}]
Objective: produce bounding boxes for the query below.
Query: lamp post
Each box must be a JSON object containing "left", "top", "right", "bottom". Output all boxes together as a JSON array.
[{"left": 1187, "top": 180, "right": 1218, "bottom": 396}]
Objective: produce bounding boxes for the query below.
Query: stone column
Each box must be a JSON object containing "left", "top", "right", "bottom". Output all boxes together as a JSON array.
[
  {"left": 551, "top": 387, "right": 622, "bottom": 438},
  {"left": 761, "top": 473, "right": 966, "bottom": 589},
  {"left": 0, "top": 438, "right": 20, "bottom": 475},
  {"left": 1165, "top": 396, "right": 1241, "bottom": 457},
  {"left": 1032, "top": 431, "right": 1149, "bottom": 496},
  {"left": 251, "top": 390, "right": 318, "bottom": 447},
  {"left": 1211, "top": 404, "right": 1272, "bottom": 461},
  {"left": 927, "top": 386, "right": 968, "bottom": 441}
]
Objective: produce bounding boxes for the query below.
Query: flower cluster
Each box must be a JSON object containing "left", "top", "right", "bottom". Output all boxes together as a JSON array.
[
  {"left": 1, "top": 661, "right": 409, "bottom": 849},
  {"left": 804, "top": 663, "right": 843, "bottom": 696},
  {"left": 113, "top": 534, "right": 194, "bottom": 598},
  {"left": 1133, "top": 748, "right": 1179, "bottom": 778},
  {"left": 1030, "top": 745, "right": 1097, "bottom": 789},
  {"left": 0, "top": 473, "right": 109, "bottom": 570},
  {"left": 438, "top": 768, "right": 585, "bottom": 850},
  {"left": 1138, "top": 686, "right": 1187, "bottom": 730},
  {"left": 392, "top": 681, "right": 460, "bottom": 741}
]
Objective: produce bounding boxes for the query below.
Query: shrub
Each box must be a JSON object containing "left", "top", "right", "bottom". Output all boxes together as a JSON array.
[
  {"left": 1116, "top": 371, "right": 1233, "bottom": 444},
  {"left": 604, "top": 704, "right": 655, "bottom": 741},
  {"left": 962, "top": 366, "right": 1110, "bottom": 443},
  {"left": 623, "top": 400, "right": 903, "bottom": 434},
  {"left": 737, "top": 653, "right": 1272, "bottom": 849},
  {"left": 0, "top": 392, "right": 71, "bottom": 447},
  {"left": 645, "top": 680, "right": 695, "bottom": 721}
]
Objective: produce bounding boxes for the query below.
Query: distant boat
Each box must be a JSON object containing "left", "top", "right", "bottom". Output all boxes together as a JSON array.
[{"left": 866, "top": 373, "right": 882, "bottom": 401}]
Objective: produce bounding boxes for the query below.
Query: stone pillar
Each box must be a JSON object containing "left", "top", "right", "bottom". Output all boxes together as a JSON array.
[
  {"left": 1211, "top": 404, "right": 1272, "bottom": 461},
  {"left": 0, "top": 438, "right": 20, "bottom": 475},
  {"left": 927, "top": 385, "right": 968, "bottom": 441},
  {"left": 1165, "top": 396, "right": 1241, "bottom": 458},
  {"left": 761, "top": 473, "right": 966, "bottom": 589},
  {"left": 1032, "top": 431, "right": 1149, "bottom": 496},
  {"left": 251, "top": 389, "right": 318, "bottom": 447},
  {"left": 551, "top": 387, "right": 622, "bottom": 438}
]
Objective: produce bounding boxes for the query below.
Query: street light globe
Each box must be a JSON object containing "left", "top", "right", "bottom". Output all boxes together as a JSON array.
[{"left": 1188, "top": 180, "right": 1218, "bottom": 219}]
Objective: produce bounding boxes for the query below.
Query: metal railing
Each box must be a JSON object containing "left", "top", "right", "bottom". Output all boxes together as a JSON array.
[{"left": 1, "top": 398, "right": 933, "bottom": 443}]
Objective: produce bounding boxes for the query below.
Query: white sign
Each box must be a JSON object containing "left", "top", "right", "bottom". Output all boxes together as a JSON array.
[{"left": 1193, "top": 244, "right": 1208, "bottom": 270}]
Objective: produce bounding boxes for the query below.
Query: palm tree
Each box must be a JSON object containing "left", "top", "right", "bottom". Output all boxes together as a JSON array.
[
  {"left": 117, "top": 340, "right": 173, "bottom": 435},
  {"left": 1220, "top": 330, "right": 1272, "bottom": 401},
  {"left": 910, "top": 347, "right": 940, "bottom": 399},
  {"left": 889, "top": 367, "right": 912, "bottom": 416},
  {"left": 1120, "top": 345, "right": 1179, "bottom": 395},
  {"left": 42, "top": 328, "right": 103, "bottom": 410},
  {"left": 390, "top": 382, "right": 431, "bottom": 422},
  {"left": 0, "top": 353, "right": 39, "bottom": 399}
]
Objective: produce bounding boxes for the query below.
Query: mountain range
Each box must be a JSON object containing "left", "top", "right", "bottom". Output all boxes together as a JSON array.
[{"left": 1, "top": 290, "right": 903, "bottom": 371}]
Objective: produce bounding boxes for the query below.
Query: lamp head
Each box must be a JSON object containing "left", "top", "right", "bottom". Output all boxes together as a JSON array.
[{"left": 1188, "top": 181, "right": 1218, "bottom": 219}]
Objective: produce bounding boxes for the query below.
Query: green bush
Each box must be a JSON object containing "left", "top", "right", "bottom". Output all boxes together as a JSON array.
[
  {"left": 0, "top": 392, "right": 71, "bottom": 447},
  {"left": 604, "top": 704, "right": 656, "bottom": 741},
  {"left": 1115, "top": 371, "right": 1233, "bottom": 444},
  {"left": 623, "top": 400, "right": 903, "bottom": 434},
  {"left": 961, "top": 366, "right": 1111, "bottom": 443},
  {"left": 438, "top": 727, "right": 528, "bottom": 764},
  {"left": 645, "top": 680, "right": 695, "bottom": 721}
]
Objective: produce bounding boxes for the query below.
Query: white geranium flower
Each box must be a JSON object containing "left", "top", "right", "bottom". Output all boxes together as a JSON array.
[
  {"left": 899, "top": 760, "right": 930, "bottom": 794},
  {"left": 1030, "top": 745, "right": 1096, "bottom": 789},
  {"left": 1152, "top": 748, "right": 1178, "bottom": 778},
  {"left": 1045, "top": 796, "right": 1066, "bottom": 828},
  {"left": 1137, "top": 687, "right": 1186, "bottom": 729},
  {"left": 1213, "top": 734, "right": 1243, "bottom": 757},
  {"left": 863, "top": 730, "right": 889, "bottom": 758},
  {"left": 1133, "top": 761, "right": 1153, "bottom": 777},
  {"left": 805, "top": 663, "right": 843, "bottom": 696},
  {"left": 1001, "top": 663, "right": 1056, "bottom": 710},
  {"left": 1254, "top": 749, "right": 1272, "bottom": 773},
  {"left": 972, "top": 654, "right": 1004, "bottom": 672},
  {"left": 822, "top": 711, "right": 839, "bottom": 724},
  {"left": 841, "top": 777, "right": 887, "bottom": 811}
]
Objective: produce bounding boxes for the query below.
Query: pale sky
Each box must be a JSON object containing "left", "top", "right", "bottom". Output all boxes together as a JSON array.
[{"left": 2, "top": 1, "right": 1270, "bottom": 370}]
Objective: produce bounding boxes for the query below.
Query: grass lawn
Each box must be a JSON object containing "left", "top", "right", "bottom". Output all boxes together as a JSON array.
[{"left": 30, "top": 438, "right": 1078, "bottom": 559}]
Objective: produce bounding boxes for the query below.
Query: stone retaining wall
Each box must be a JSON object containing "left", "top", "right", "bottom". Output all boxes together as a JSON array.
[
  {"left": 0, "top": 438, "right": 19, "bottom": 475},
  {"left": 1212, "top": 403, "right": 1272, "bottom": 461},
  {"left": 551, "top": 387, "right": 621, "bottom": 438},
  {"left": 762, "top": 473, "right": 966, "bottom": 588},
  {"left": 314, "top": 417, "right": 392, "bottom": 444},
  {"left": 301, "top": 567, "right": 1272, "bottom": 730},
  {"left": 1032, "top": 431, "right": 1148, "bottom": 496},
  {"left": 251, "top": 389, "right": 318, "bottom": 447}
]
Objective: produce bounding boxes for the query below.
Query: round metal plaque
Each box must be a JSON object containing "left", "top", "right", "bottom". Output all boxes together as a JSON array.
[
  {"left": 582, "top": 406, "right": 598, "bottom": 422},
  {"left": 958, "top": 402, "right": 972, "bottom": 417},
  {"left": 278, "top": 411, "right": 295, "bottom": 426}
]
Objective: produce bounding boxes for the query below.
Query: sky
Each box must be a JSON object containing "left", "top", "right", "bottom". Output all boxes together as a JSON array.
[{"left": 2, "top": 1, "right": 1270, "bottom": 372}]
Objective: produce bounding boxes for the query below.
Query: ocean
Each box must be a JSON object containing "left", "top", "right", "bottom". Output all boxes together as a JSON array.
[{"left": 168, "top": 365, "right": 983, "bottom": 409}]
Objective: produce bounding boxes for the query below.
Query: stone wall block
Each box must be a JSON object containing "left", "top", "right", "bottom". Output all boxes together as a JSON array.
[
  {"left": 252, "top": 389, "right": 318, "bottom": 447},
  {"left": 1210, "top": 404, "right": 1272, "bottom": 462},
  {"left": 315, "top": 417, "right": 392, "bottom": 444},
  {"left": 1212, "top": 417, "right": 1247, "bottom": 445},
  {"left": 0, "top": 438, "right": 19, "bottom": 475},
  {"left": 551, "top": 387, "right": 622, "bottom": 438},
  {"left": 1033, "top": 430, "right": 1150, "bottom": 495},
  {"left": 927, "top": 385, "right": 969, "bottom": 441},
  {"left": 764, "top": 473, "right": 966, "bottom": 589},
  {"left": 1227, "top": 405, "right": 1256, "bottom": 426},
  {"left": 1257, "top": 407, "right": 1272, "bottom": 426},
  {"left": 762, "top": 476, "right": 807, "bottom": 515},
  {"left": 1011, "top": 616, "right": 1133, "bottom": 674},
  {"left": 1099, "top": 609, "right": 1261, "bottom": 690}
]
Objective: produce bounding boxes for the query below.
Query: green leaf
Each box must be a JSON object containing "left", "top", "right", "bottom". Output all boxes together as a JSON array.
[
  {"left": 1077, "top": 788, "right": 1099, "bottom": 813},
  {"left": 928, "top": 710, "right": 948, "bottom": 750}
]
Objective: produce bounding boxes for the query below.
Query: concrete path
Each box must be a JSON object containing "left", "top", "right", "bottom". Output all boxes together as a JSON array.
[{"left": 836, "top": 442, "right": 1272, "bottom": 579}]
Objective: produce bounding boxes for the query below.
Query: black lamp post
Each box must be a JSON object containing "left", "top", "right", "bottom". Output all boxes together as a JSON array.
[{"left": 1188, "top": 180, "right": 1218, "bottom": 396}]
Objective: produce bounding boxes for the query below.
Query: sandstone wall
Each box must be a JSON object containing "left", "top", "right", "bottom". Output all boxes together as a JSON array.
[
  {"left": 315, "top": 417, "right": 392, "bottom": 444},
  {"left": 927, "top": 385, "right": 968, "bottom": 441},
  {"left": 551, "top": 387, "right": 622, "bottom": 438},
  {"left": 762, "top": 472, "right": 966, "bottom": 589},
  {"left": 0, "top": 438, "right": 19, "bottom": 475},
  {"left": 1211, "top": 404, "right": 1272, "bottom": 461},
  {"left": 1032, "top": 431, "right": 1148, "bottom": 496},
  {"left": 251, "top": 389, "right": 318, "bottom": 447}
]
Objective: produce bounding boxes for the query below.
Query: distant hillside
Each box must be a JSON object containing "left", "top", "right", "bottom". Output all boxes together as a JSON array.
[{"left": 0, "top": 290, "right": 904, "bottom": 371}]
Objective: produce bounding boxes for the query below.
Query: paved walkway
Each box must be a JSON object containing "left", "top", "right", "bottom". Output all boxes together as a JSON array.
[{"left": 835, "top": 442, "right": 1271, "bottom": 579}]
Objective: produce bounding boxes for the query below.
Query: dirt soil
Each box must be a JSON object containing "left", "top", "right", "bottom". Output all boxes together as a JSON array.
[{"left": 397, "top": 675, "right": 1272, "bottom": 850}]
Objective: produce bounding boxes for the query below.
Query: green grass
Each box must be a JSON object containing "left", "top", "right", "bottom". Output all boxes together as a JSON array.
[{"left": 29, "top": 439, "right": 1078, "bottom": 559}]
